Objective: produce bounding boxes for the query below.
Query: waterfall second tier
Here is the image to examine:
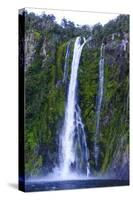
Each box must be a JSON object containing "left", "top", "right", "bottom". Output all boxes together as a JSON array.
[{"left": 94, "top": 43, "right": 105, "bottom": 169}]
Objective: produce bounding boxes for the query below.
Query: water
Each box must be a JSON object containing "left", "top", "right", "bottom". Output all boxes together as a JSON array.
[
  {"left": 74, "top": 105, "right": 90, "bottom": 176},
  {"left": 59, "top": 36, "right": 90, "bottom": 178},
  {"left": 94, "top": 43, "right": 105, "bottom": 168},
  {"left": 63, "top": 42, "right": 70, "bottom": 83},
  {"left": 25, "top": 179, "right": 129, "bottom": 192}
]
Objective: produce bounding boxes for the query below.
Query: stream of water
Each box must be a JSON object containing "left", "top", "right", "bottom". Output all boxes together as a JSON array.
[{"left": 59, "top": 36, "right": 90, "bottom": 178}]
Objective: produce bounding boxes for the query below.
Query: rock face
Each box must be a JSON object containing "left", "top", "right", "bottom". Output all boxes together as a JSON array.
[
  {"left": 78, "top": 34, "right": 129, "bottom": 178},
  {"left": 105, "top": 36, "right": 129, "bottom": 74},
  {"left": 105, "top": 37, "right": 129, "bottom": 179},
  {"left": 25, "top": 31, "right": 48, "bottom": 70},
  {"left": 102, "top": 38, "right": 129, "bottom": 177},
  {"left": 108, "top": 138, "right": 129, "bottom": 180},
  {"left": 25, "top": 31, "right": 37, "bottom": 70},
  {"left": 40, "top": 40, "right": 47, "bottom": 57}
]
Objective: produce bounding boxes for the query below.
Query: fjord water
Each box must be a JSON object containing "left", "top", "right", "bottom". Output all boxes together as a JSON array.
[
  {"left": 25, "top": 179, "right": 129, "bottom": 192},
  {"left": 59, "top": 37, "right": 90, "bottom": 179},
  {"left": 94, "top": 43, "right": 105, "bottom": 168}
]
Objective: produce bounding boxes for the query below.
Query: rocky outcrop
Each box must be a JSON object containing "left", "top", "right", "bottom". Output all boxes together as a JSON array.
[
  {"left": 104, "top": 33, "right": 129, "bottom": 83},
  {"left": 25, "top": 31, "right": 37, "bottom": 70},
  {"left": 99, "top": 34, "right": 129, "bottom": 178},
  {"left": 108, "top": 138, "right": 129, "bottom": 180}
]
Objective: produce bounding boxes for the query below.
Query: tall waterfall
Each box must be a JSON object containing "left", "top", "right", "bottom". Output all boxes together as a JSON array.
[
  {"left": 94, "top": 43, "right": 105, "bottom": 168},
  {"left": 59, "top": 37, "right": 90, "bottom": 178}
]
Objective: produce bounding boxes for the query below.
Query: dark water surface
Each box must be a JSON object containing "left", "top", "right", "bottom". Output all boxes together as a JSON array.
[{"left": 24, "top": 179, "right": 129, "bottom": 192}]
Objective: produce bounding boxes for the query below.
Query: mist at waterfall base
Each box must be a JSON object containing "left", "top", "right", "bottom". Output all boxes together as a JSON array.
[{"left": 25, "top": 37, "right": 129, "bottom": 191}]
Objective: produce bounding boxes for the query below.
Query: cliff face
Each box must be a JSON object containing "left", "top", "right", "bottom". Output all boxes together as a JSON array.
[
  {"left": 78, "top": 34, "right": 129, "bottom": 178},
  {"left": 25, "top": 31, "right": 37, "bottom": 69},
  {"left": 102, "top": 35, "right": 129, "bottom": 179},
  {"left": 21, "top": 11, "right": 129, "bottom": 178}
]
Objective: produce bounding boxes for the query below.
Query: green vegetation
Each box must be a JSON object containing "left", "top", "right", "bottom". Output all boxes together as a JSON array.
[{"left": 21, "top": 10, "right": 129, "bottom": 177}]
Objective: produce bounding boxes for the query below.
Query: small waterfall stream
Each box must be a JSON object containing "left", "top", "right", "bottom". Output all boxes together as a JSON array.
[
  {"left": 59, "top": 37, "right": 90, "bottom": 178},
  {"left": 74, "top": 105, "right": 90, "bottom": 176},
  {"left": 94, "top": 43, "right": 105, "bottom": 168},
  {"left": 63, "top": 42, "right": 70, "bottom": 83}
]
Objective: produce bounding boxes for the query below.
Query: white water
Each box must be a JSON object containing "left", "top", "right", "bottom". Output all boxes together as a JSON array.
[
  {"left": 94, "top": 43, "right": 105, "bottom": 168},
  {"left": 75, "top": 105, "right": 90, "bottom": 176},
  {"left": 63, "top": 42, "right": 70, "bottom": 83},
  {"left": 59, "top": 37, "right": 90, "bottom": 178}
]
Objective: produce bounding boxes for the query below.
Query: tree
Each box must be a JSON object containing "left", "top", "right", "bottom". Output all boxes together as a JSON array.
[{"left": 92, "top": 23, "right": 103, "bottom": 46}]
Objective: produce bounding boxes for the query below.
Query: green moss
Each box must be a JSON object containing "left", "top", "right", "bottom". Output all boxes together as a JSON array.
[
  {"left": 79, "top": 47, "right": 99, "bottom": 134},
  {"left": 99, "top": 52, "right": 129, "bottom": 172},
  {"left": 25, "top": 34, "right": 66, "bottom": 177},
  {"left": 34, "top": 31, "right": 41, "bottom": 40}
]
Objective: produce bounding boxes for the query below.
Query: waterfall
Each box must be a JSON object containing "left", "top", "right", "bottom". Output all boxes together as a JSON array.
[
  {"left": 63, "top": 42, "right": 70, "bottom": 83},
  {"left": 94, "top": 43, "right": 105, "bottom": 168},
  {"left": 74, "top": 105, "right": 90, "bottom": 176},
  {"left": 59, "top": 36, "right": 90, "bottom": 178}
]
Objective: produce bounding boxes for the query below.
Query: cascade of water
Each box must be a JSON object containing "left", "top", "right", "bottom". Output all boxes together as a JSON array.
[
  {"left": 94, "top": 43, "right": 105, "bottom": 168},
  {"left": 63, "top": 42, "right": 70, "bottom": 83},
  {"left": 59, "top": 36, "right": 90, "bottom": 178},
  {"left": 74, "top": 105, "right": 90, "bottom": 176}
]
